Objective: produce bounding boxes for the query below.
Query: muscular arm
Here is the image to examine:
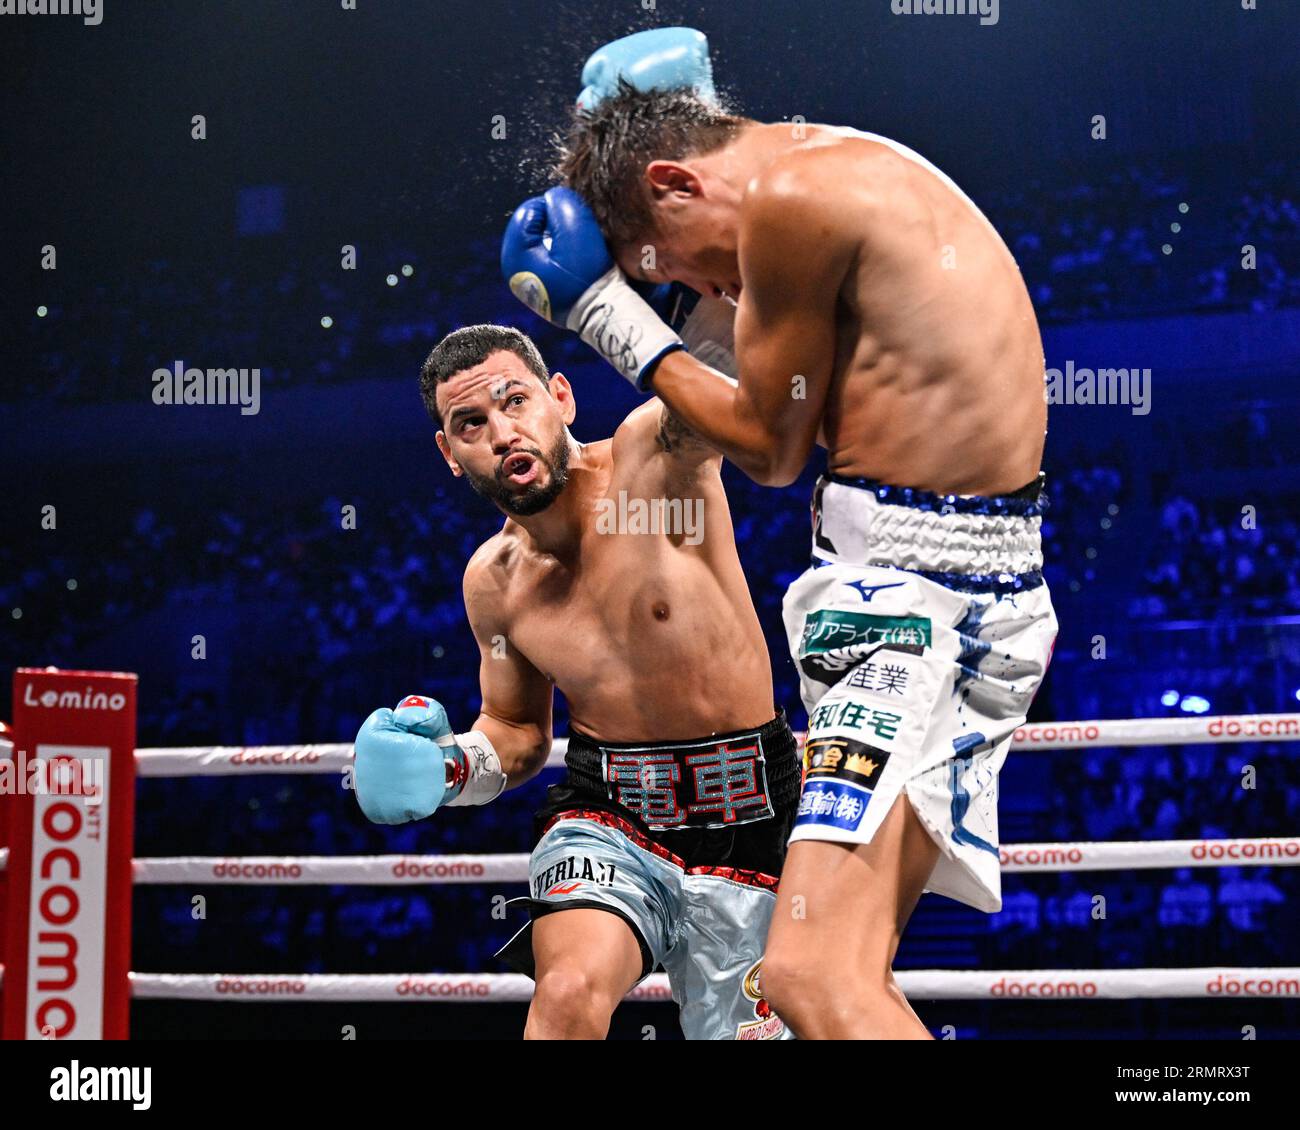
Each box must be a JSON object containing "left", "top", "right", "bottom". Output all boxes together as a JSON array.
[
  {"left": 612, "top": 395, "right": 721, "bottom": 489},
  {"left": 463, "top": 555, "right": 553, "bottom": 787},
  {"left": 648, "top": 157, "right": 855, "bottom": 486},
  {"left": 654, "top": 399, "right": 717, "bottom": 462}
]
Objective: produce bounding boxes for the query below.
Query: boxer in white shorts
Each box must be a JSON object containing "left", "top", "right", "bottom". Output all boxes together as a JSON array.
[
  {"left": 504, "top": 28, "right": 1061, "bottom": 1035},
  {"left": 785, "top": 474, "right": 1057, "bottom": 914}
]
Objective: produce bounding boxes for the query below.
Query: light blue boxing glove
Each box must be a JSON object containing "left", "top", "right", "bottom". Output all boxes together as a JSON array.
[
  {"left": 576, "top": 27, "right": 716, "bottom": 110},
  {"left": 501, "top": 186, "right": 685, "bottom": 389},
  {"left": 352, "top": 694, "right": 505, "bottom": 825}
]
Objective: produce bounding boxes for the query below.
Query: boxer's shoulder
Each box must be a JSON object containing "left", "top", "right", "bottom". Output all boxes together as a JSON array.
[
  {"left": 609, "top": 399, "right": 663, "bottom": 468},
  {"left": 742, "top": 148, "right": 856, "bottom": 236},
  {"left": 463, "top": 532, "right": 514, "bottom": 601},
  {"left": 463, "top": 536, "right": 523, "bottom": 644},
  {"left": 740, "top": 142, "right": 892, "bottom": 277},
  {"left": 612, "top": 399, "right": 719, "bottom": 480},
  {"left": 746, "top": 130, "right": 901, "bottom": 214}
]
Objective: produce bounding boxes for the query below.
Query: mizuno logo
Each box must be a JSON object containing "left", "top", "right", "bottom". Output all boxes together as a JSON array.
[{"left": 843, "top": 580, "right": 906, "bottom": 602}]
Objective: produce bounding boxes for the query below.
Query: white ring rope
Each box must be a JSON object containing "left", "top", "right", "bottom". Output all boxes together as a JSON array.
[
  {"left": 4, "top": 837, "right": 1293, "bottom": 881},
  {"left": 111, "top": 712, "right": 1300, "bottom": 777},
  {"left": 4, "top": 836, "right": 1296, "bottom": 880},
  {"left": 117, "top": 968, "right": 1300, "bottom": 1002},
  {"left": 0, "top": 965, "right": 1286, "bottom": 1002},
  {"left": 103, "top": 837, "right": 1300, "bottom": 884},
  {"left": 0, "top": 967, "right": 1279, "bottom": 998}
]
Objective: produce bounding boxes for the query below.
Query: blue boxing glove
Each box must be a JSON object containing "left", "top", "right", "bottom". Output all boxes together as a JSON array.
[
  {"left": 577, "top": 27, "right": 716, "bottom": 110},
  {"left": 352, "top": 694, "right": 505, "bottom": 825},
  {"left": 501, "top": 186, "right": 684, "bottom": 389},
  {"left": 500, "top": 186, "right": 614, "bottom": 326}
]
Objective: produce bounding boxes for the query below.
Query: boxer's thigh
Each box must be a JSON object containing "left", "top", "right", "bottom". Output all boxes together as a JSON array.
[
  {"left": 767, "top": 792, "right": 940, "bottom": 976},
  {"left": 526, "top": 816, "right": 677, "bottom": 985},
  {"left": 530, "top": 907, "right": 645, "bottom": 1007}
]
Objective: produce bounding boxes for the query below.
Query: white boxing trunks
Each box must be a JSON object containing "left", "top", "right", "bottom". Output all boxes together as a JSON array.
[{"left": 782, "top": 473, "right": 1059, "bottom": 912}]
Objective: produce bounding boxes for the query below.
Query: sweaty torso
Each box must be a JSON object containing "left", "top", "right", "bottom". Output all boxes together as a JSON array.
[
  {"left": 744, "top": 125, "right": 1046, "bottom": 496},
  {"left": 479, "top": 425, "right": 774, "bottom": 742}
]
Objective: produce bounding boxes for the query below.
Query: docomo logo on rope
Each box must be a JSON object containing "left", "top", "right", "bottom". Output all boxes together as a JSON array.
[
  {"left": 211, "top": 860, "right": 303, "bottom": 880},
  {"left": 1000, "top": 845, "right": 1085, "bottom": 867},
  {"left": 396, "top": 978, "right": 492, "bottom": 998},
  {"left": 216, "top": 978, "right": 307, "bottom": 996},
  {"left": 228, "top": 747, "right": 322, "bottom": 766},
  {"left": 22, "top": 682, "right": 127, "bottom": 713},
  {"left": 991, "top": 977, "right": 1098, "bottom": 998},
  {"left": 1013, "top": 723, "right": 1101, "bottom": 747},
  {"left": 1208, "top": 716, "right": 1300, "bottom": 739},
  {"left": 390, "top": 858, "right": 486, "bottom": 880},
  {"left": 1207, "top": 974, "right": 1300, "bottom": 997},
  {"left": 1192, "top": 839, "right": 1300, "bottom": 862}
]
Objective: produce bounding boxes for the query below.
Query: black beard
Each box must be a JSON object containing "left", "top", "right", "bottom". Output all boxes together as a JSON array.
[{"left": 466, "top": 432, "right": 572, "bottom": 516}]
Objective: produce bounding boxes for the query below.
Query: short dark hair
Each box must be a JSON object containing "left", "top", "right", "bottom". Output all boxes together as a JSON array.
[
  {"left": 556, "top": 81, "right": 748, "bottom": 249},
  {"left": 419, "top": 324, "right": 549, "bottom": 429}
]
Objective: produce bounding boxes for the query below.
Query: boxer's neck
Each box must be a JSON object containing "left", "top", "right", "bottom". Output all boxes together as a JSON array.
[
  {"left": 691, "top": 122, "right": 819, "bottom": 198},
  {"left": 506, "top": 438, "right": 598, "bottom": 560}
]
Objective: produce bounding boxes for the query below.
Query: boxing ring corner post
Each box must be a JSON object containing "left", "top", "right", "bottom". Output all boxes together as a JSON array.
[{"left": 0, "top": 667, "right": 137, "bottom": 1041}]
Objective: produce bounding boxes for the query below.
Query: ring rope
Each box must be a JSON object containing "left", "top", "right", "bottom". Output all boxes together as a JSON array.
[
  {"left": 0, "top": 965, "right": 1289, "bottom": 1002},
  {"left": 121, "top": 837, "right": 1300, "bottom": 883},
  {"left": 3, "top": 837, "right": 1293, "bottom": 880},
  {"left": 116, "top": 711, "right": 1300, "bottom": 776},
  {"left": 2, "top": 714, "right": 1291, "bottom": 777},
  {"left": 115, "top": 967, "right": 1300, "bottom": 1002}
]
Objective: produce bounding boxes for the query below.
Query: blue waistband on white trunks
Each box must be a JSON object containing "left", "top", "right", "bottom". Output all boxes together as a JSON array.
[
  {"left": 824, "top": 471, "right": 1048, "bottom": 518},
  {"left": 810, "top": 472, "right": 1047, "bottom": 584}
]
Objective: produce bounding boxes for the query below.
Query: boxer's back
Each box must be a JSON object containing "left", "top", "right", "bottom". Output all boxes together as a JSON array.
[{"left": 740, "top": 125, "right": 1046, "bottom": 496}]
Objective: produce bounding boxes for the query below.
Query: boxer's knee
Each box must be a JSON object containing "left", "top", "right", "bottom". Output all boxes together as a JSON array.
[
  {"left": 762, "top": 943, "right": 903, "bottom": 1038},
  {"left": 762, "top": 944, "right": 838, "bottom": 1030},
  {"left": 525, "top": 965, "right": 620, "bottom": 1039}
]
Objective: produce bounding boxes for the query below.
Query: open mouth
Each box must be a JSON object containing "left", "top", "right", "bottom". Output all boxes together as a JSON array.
[{"left": 501, "top": 451, "right": 539, "bottom": 487}]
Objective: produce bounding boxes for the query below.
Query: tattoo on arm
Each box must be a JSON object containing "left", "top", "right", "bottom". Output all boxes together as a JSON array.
[{"left": 655, "top": 404, "right": 707, "bottom": 454}]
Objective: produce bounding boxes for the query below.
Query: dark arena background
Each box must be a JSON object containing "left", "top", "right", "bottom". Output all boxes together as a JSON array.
[{"left": 2, "top": 0, "right": 1299, "bottom": 1048}]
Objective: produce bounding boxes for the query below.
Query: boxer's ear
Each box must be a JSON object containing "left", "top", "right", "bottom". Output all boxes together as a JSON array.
[
  {"left": 435, "top": 431, "right": 463, "bottom": 477},
  {"left": 549, "top": 373, "right": 577, "bottom": 425},
  {"left": 645, "top": 160, "right": 703, "bottom": 200}
]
